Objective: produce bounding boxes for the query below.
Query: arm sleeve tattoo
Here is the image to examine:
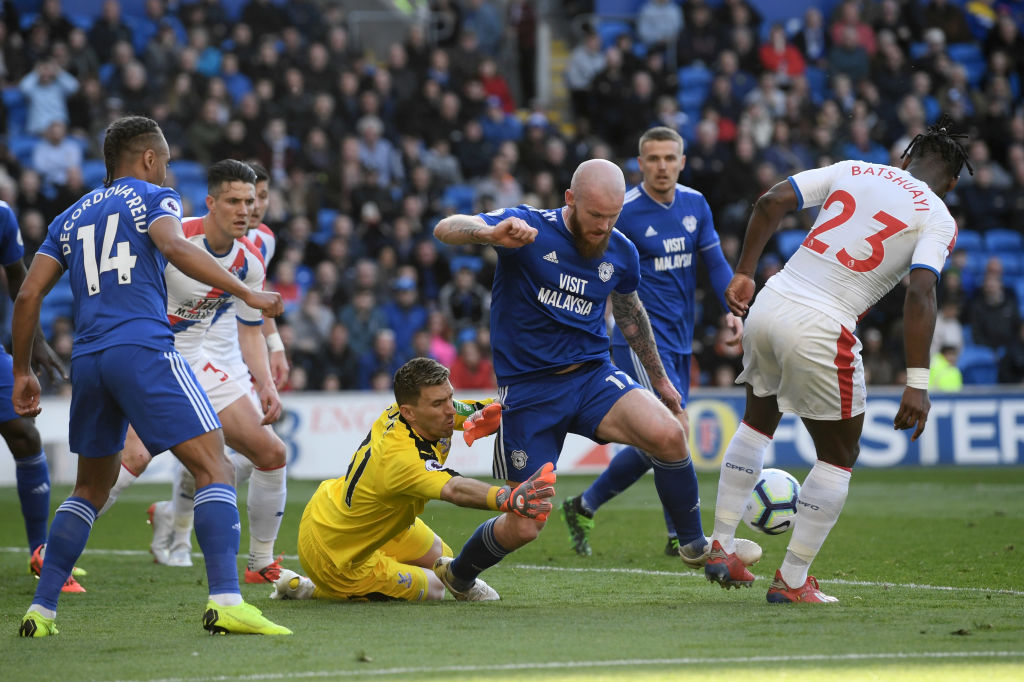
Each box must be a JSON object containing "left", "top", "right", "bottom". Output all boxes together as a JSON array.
[{"left": 610, "top": 291, "right": 667, "bottom": 381}]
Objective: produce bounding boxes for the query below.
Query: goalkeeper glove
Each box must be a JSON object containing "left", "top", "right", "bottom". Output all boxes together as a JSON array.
[
  {"left": 494, "top": 462, "right": 556, "bottom": 521},
  {"left": 463, "top": 402, "right": 502, "bottom": 446}
]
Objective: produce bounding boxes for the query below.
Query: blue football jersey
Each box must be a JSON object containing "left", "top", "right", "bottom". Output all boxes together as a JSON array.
[
  {"left": 479, "top": 204, "right": 640, "bottom": 382},
  {"left": 610, "top": 184, "right": 720, "bottom": 354},
  {"left": 36, "top": 178, "right": 183, "bottom": 358},
  {"left": 0, "top": 201, "right": 25, "bottom": 268}
]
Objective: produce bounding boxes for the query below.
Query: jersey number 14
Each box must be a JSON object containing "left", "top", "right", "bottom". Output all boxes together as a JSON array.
[{"left": 78, "top": 214, "right": 137, "bottom": 296}]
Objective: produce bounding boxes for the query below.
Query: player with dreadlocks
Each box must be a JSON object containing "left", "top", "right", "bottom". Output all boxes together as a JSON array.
[
  {"left": 702, "top": 114, "right": 970, "bottom": 603},
  {"left": 12, "top": 115, "right": 292, "bottom": 636}
]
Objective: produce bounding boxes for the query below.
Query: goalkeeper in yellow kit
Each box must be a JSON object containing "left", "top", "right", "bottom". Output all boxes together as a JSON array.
[{"left": 271, "top": 357, "right": 556, "bottom": 602}]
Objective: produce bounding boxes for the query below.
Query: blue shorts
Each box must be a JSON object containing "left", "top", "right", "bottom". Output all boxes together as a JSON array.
[
  {"left": 492, "top": 359, "right": 642, "bottom": 481},
  {"left": 0, "top": 351, "right": 20, "bottom": 424},
  {"left": 611, "top": 344, "right": 691, "bottom": 407},
  {"left": 69, "top": 345, "right": 221, "bottom": 458}
]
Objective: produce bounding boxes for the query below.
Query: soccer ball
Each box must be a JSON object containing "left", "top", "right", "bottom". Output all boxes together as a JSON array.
[{"left": 742, "top": 468, "right": 800, "bottom": 535}]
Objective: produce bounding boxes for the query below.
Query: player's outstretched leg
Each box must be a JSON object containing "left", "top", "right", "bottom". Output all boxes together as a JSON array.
[
  {"left": 704, "top": 539, "right": 756, "bottom": 589},
  {"left": 560, "top": 496, "right": 594, "bottom": 556},
  {"left": 565, "top": 446, "right": 652, "bottom": 556},
  {"left": 147, "top": 500, "right": 174, "bottom": 564}
]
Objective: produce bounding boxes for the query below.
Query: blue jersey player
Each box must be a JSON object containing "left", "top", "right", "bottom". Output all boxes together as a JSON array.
[
  {"left": 563, "top": 126, "right": 745, "bottom": 562},
  {"left": 431, "top": 159, "right": 705, "bottom": 598},
  {"left": 12, "top": 116, "right": 291, "bottom": 637},
  {"left": 0, "top": 202, "right": 69, "bottom": 580}
]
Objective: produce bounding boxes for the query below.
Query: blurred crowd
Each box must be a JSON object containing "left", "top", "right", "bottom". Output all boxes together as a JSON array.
[{"left": 1, "top": 0, "right": 1024, "bottom": 393}]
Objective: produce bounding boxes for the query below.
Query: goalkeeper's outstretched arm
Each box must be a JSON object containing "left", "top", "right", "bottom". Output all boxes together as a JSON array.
[{"left": 440, "top": 463, "right": 557, "bottom": 521}]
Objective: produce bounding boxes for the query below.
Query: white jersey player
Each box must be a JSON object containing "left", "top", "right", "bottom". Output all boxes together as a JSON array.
[
  {"left": 703, "top": 117, "right": 970, "bottom": 603},
  {"left": 99, "top": 160, "right": 290, "bottom": 584}
]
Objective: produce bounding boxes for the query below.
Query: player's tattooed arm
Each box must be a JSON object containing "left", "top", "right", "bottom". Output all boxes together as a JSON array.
[
  {"left": 610, "top": 291, "right": 667, "bottom": 381},
  {"left": 434, "top": 215, "right": 537, "bottom": 248}
]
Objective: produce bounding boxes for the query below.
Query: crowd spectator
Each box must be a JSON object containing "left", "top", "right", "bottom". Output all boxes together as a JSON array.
[{"left": 18, "top": 57, "right": 79, "bottom": 135}]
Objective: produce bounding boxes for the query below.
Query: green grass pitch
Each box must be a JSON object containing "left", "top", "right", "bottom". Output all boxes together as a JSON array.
[{"left": 1, "top": 467, "right": 1022, "bottom": 681}]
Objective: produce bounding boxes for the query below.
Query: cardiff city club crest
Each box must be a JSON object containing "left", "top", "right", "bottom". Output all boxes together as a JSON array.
[
  {"left": 683, "top": 215, "right": 697, "bottom": 233},
  {"left": 510, "top": 449, "right": 528, "bottom": 470},
  {"left": 598, "top": 262, "right": 614, "bottom": 282}
]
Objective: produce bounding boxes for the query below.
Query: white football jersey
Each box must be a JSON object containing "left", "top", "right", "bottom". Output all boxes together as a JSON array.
[
  {"left": 203, "top": 223, "right": 277, "bottom": 375},
  {"left": 165, "top": 217, "right": 266, "bottom": 363},
  {"left": 766, "top": 160, "right": 957, "bottom": 330}
]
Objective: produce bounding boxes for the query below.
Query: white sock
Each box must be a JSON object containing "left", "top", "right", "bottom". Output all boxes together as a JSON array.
[
  {"left": 711, "top": 422, "right": 771, "bottom": 553},
  {"left": 247, "top": 465, "right": 286, "bottom": 570},
  {"left": 171, "top": 466, "right": 196, "bottom": 547},
  {"left": 28, "top": 603, "right": 57, "bottom": 619},
  {"left": 208, "top": 593, "right": 243, "bottom": 607},
  {"left": 98, "top": 464, "right": 139, "bottom": 516},
  {"left": 780, "top": 460, "right": 851, "bottom": 588},
  {"left": 231, "top": 451, "right": 254, "bottom": 488}
]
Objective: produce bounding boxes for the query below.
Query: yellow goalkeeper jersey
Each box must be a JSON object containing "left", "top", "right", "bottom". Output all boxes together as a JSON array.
[{"left": 303, "top": 399, "right": 491, "bottom": 567}]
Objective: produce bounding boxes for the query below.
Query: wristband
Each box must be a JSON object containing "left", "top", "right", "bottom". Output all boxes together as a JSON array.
[
  {"left": 906, "top": 367, "right": 929, "bottom": 390},
  {"left": 485, "top": 486, "right": 501, "bottom": 511},
  {"left": 266, "top": 332, "right": 285, "bottom": 353}
]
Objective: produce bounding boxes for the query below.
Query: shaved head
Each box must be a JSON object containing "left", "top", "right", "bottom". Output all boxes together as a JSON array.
[{"left": 570, "top": 158, "right": 626, "bottom": 202}]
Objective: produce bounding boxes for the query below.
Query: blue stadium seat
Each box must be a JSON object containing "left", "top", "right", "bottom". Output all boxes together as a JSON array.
[
  {"left": 954, "top": 229, "right": 983, "bottom": 253},
  {"left": 81, "top": 159, "right": 106, "bottom": 189},
  {"left": 442, "top": 184, "right": 476, "bottom": 215},
  {"left": 677, "top": 89, "right": 707, "bottom": 115},
  {"left": 597, "top": 20, "right": 633, "bottom": 49},
  {"left": 946, "top": 43, "right": 987, "bottom": 88},
  {"left": 1013, "top": 277, "right": 1024, "bottom": 317},
  {"left": 983, "top": 228, "right": 1023, "bottom": 253},
  {"left": 775, "top": 229, "right": 806, "bottom": 260},
  {"left": 595, "top": 0, "right": 645, "bottom": 15},
  {"left": 39, "top": 273, "right": 73, "bottom": 339},
  {"left": 177, "top": 181, "right": 208, "bottom": 217},
  {"left": 959, "top": 344, "right": 999, "bottom": 385},
  {"left": 2, "top": 87, "right": 27, "bottom": 136},
  {"left": 678, "top": 64, "right": 712, "bottom": 93},
  {"left": 171, "top": 160, "right": 206, "bottom": 186},
  {"left": 9, "top": 134, "right": 38, "bottom": 166},
  {"left": 311, "top": 208, "right": 339, "bottom": 245},
  {"left": 993, "top": 252, "right": 1022, "bottom": 277},
  {"left": 804, "top": 65, "right": 828, "bottom": 102},
  {"left": 450, "top": 255, "right": 483, "bottom": 275}
]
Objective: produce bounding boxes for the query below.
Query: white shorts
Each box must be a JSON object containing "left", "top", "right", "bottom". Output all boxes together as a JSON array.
[
  {"left": 193, "top": 354, "right": 251, "bottom": 414},
  {"left": 736, "top": 287, "right": 866, "bottom": 421}
]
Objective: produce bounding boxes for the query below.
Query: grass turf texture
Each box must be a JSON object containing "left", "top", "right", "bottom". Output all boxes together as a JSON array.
[{"left": 1, "top": 467, "right": 1021, "bottom": 681}]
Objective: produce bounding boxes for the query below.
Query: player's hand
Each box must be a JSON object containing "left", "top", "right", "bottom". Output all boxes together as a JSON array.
[
  {"left": 12, "top": 372, "right": 42, "bottom": 418},
  {"left": 894, "top": 386, "right": 930, "bottom": 441},
  {"left": 722, "top": 313, "right": 743, "bottom": 347},
  {"left": 463, "top": 402, "right": 502, "bottom": 446},
  {"left": 490, "top": 217, "right": 537, "bottom": 248},
  {"left": 496, "top": 462, "right": 556, "bottom": 521},
  {"left": 651, "top": 376, "right": 683, "bottom": 415},
  {"left": 246, "top": 290, "right": 284, "bottom": 317},
  {"left": 257, "top": 383, "right": 282, "bottom": 425},
  {"left": 31, "top": 337, "right": 68, "bottom": 384},
  {"left": 269, "top": 350, "right": 290, "bottom": 389},
  {"left": 724, "top": 273, "right": 755, "bottom": 317}
]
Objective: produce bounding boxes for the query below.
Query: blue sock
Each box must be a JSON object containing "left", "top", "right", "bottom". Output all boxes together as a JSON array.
[
  {"left": 33, "top": 497, "right": 96, "bottom": 611},
  {"left": 651, "top": 456, "right": 703, "bottom": 545},
  {"left": 580, "top": 446, "right": 652, "bottom": 513},
  {"left": 193, "top": 484, "right": 241, "bottom": 597},
  {"left": 15, "top": 451, "right": 50, "bottom": 552},
  {"left": 450, "top": 517, "right": 510, "bottom": 589},
  {"left": 662, "top": 507, "right": 677, "bottom": 539}
]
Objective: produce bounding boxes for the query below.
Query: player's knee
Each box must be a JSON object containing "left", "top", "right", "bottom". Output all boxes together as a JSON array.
[
  {"left": 647, "top": 418, "right": 688, "bottom": 462},
  {"left": 505, "top": 514, "right": 544, "bottom": 545},
  {"left": 120, "top": 447, "right": 152, "bottom": 475},
  {"left": 2, "top": 419, "right": 42, "bottom": 457}
]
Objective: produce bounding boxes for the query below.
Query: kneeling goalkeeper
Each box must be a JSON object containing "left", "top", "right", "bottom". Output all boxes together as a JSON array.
[{"left": 273, "top": 357, "right": 555, "bottom": 602}]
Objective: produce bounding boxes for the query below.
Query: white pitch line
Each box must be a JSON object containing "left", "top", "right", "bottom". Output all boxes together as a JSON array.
[
  {"left": 5, "top": 547, "right": 1023, "bottom": 597},
  {"left": 117, "top": 651, "right": 1024, "bottom": 682}
]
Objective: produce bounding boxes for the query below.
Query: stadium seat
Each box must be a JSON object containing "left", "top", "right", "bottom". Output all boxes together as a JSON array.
[
  {"left": 450, "top": 255, "right": 483, "bottom": 275},
  {"left": 1014, "top": 278, "right": 1024, "bottom": 317},
  {"left": 9, "top": 134, "right": 38, "bottom": 166},
  {"left": 177, "top": 181, "right": 208, "bottom": 217},
  {"left": 597, "top": 20, "right": 633, "bottom": 49},
  {"left": 774, "top": 229, "right": 806, "bottom": 260},
  {"left": 677, "top": 89, "right": 707, "bottom": 116},
  {"left": 595, "top": 0, "right": 645, "bottom": 15},
  {"left": 954, "top": 229, "right": 983, "bottom": 253},
  {"left": 946, "top": 43, "right": 986, "bottom": 87},
  {"left": 312, "top": 208, "right": 338, "bottom": 245},
  {"left": 678, "top": 64, "right": 713, "bottom": 93},
  {"left": 804, "top": 65, "right": 828, "bottom": 103},
  {"left": 983, "top": 228, "right": 1023, "bottom": 253},
  {"left": 442, "top": 184, "right": 476, "bottom": 215},
  {"left": 81, "top": 159, "right": 106, "bottom": 188},
  {"left": 171, "top": 160, "right": 206, "bottom": 186},
  {"left": 959, "top": 344, "right": 999, "bottom": 385}
]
